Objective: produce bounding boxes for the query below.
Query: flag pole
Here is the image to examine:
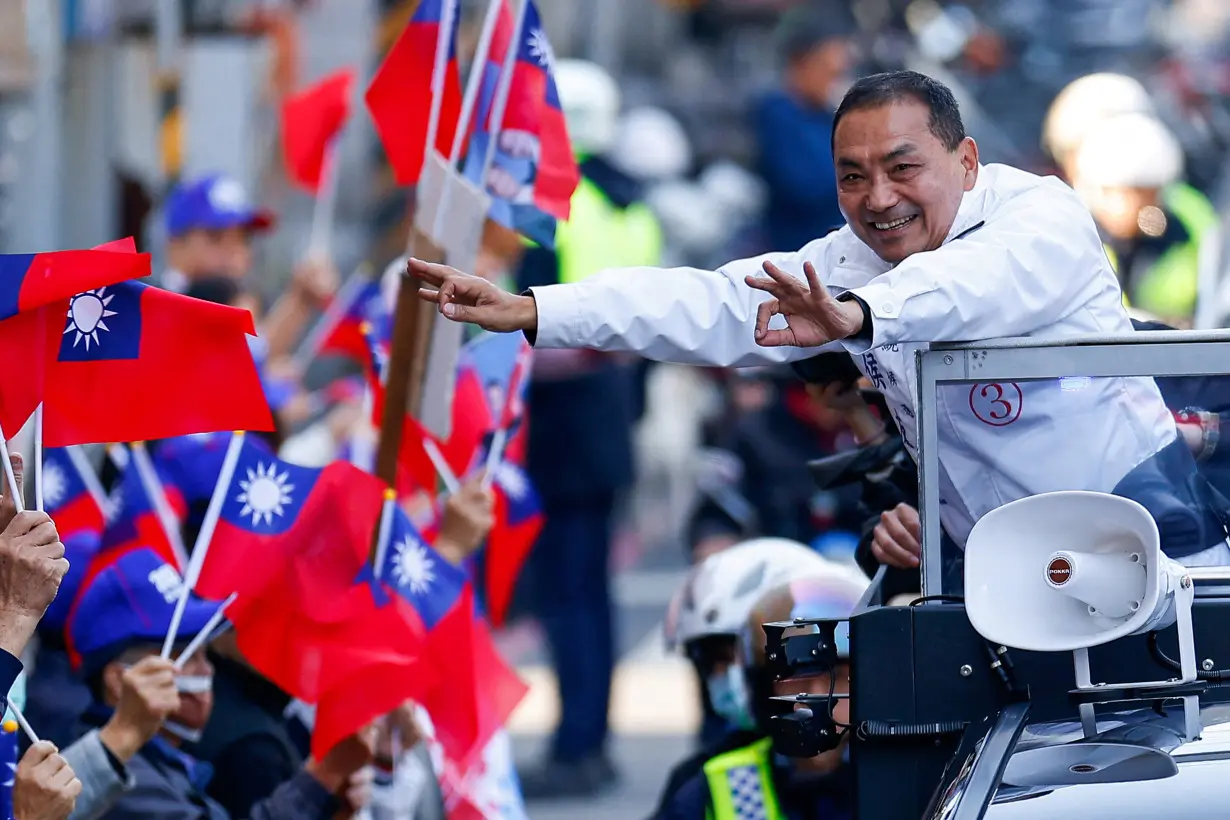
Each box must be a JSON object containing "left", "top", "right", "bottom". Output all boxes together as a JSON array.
[
  {"left": 173, "top": 592, "right": 237, "bottom": 669},
  {"left": 431, "top": 0, "right": 503, "bottom": 243},
  {"left": 372, "top": 489, "right": 397, "bottom": 580},
  {"left": 161, "top": 431, "right": 246, "bottom": 659},
  {"left": 305, "top": 137, "right": 342, "bottom": 261},
  {"left": 32, "top": 406, "right": 43, "bottom": 512},
  {"left": 479, "top": 0, "right": 529, "bottom": 188},
  {"left": 129, "top": 442, "right": 190, "bottom": 571},
  {"left": 369, "top": 269, "right": 427, "bottom": 565},
  {"left": 65, "top": 445, "right": 108, "bottom": 515}
]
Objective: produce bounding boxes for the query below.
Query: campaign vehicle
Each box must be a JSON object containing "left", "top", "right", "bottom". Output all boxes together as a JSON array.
[{"left": 771, "top": 329, "right": 1230, "bottom": 818}]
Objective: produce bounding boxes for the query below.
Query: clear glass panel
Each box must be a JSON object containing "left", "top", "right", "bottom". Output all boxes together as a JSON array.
[{"left": 925, "top": 367, "right": 1230, "bottom": 595}]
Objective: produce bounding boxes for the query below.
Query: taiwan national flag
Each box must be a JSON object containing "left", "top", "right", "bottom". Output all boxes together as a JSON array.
[
  {"left": 369, "top": 505, "right": 490, "bottom": 763},
  {"left": 462, "top": 331, "right": 532, "bottom": 466},
  {"left": 100, "top": 453, "right": 187, "bottom": 569},
  {"left": 31, "top": 281, "right": 273, "bottom": 446},
  {"left": 154, "top": 432, "right": 276, "bottom": 533},
  {"left": 0, "top": 248, "right": 150, "bottom": 321},
  {"left": 320, "top": 279, "right": 388, "bottom": 365},
  {"left": 462, "top": 0, "right": 577, "bottom": 247},
  {"left": 365, "top": 0, "right": 464, "bottom": 185},
  {"left": 193, "top": 438, "right": 419, "bottom": 700},
  {"left": 41, "top": 446, "right": 106, "bottom": 540},
  {"left": 483, "top": 461, "right": 543, "bottom": 627}
]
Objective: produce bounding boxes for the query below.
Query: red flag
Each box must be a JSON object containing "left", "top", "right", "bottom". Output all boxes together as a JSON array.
[
  {"left": 364, "top": 0, "right": 463, "bottom": 185},
  {"left": 311, "top": 654, "right": 428, "bottom": 760},
  {"left": 0, "top": 242, "right": 149, "bottom": 435},
  {"left": 502, "top": 1, "right": 578, "bottom": 220},
  {"left": 32, "top": 281, "right": 272, "bottom": 446},
  {"left": 413, "top": 588, "right": 527, "bottom": 765},
  {"left": 484, "top": 464, "right": 543, "bottom": 627},
  {"left": 281, "top": 67, "right": 355, "bottom": 192},
  {"left": 194, "top": 445, "right": 428, "bottom": 701},
  {"left": 0, "top": 247, "right": 151, "bottom": 321}
]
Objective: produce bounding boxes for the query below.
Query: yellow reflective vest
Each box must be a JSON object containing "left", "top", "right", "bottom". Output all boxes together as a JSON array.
[
  {"left": 1105, "top": 182, "right": 1221, "bottom": 320},
  {"left": 703, "top": 737, "right": 784, "bottom": 820},
  {"left": 552, "top": 174, "right": 663, "bottom": 285}
]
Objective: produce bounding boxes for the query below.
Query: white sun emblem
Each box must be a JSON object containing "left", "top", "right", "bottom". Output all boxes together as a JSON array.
[
  {"left": 65, "top": 288, "right": 117, "bottom": 350},
  {"left": 495, "top": 462, "right": 527, "bottom": 499},
  {"left": 528, "top": 28, "right": 554, "bottom": 72},
  {"left": 391, "top": 536, "right": 436, "bottom": 596},
  {"left": 41, "top": 460, "right": 67, "bottom": 510},
  {"left": 235, "top": 462, "right": 294, "bottom": 527}
]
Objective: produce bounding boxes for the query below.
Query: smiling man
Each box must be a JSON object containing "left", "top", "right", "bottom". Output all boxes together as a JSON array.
[{"left": 407, "top": 71, "right": 1222, "bottom": 566}]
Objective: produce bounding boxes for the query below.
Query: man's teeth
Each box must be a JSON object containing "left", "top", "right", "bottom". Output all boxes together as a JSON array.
[{"left": 874, "top": 216, "right": 915, "bottom": 230}]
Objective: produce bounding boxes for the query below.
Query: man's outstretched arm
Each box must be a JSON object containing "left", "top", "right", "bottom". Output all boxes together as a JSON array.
[{"left": 409, "top": 237, "right": 840, "bottom": 368}]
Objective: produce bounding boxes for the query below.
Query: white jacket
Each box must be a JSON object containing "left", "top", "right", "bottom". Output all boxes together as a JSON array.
[{"left": 529, "top": 163, "right": 1176, "bottom": 543}]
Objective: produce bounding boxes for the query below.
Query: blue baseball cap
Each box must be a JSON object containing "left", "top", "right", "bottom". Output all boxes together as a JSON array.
[
  {"left": 70, "top": 548, "right": 226, "bottom": 676},
  {"left": 164, "top": 173, "right": 276, "bottom": 238}
]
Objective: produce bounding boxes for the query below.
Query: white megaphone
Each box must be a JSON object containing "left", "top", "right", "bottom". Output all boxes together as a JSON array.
[
  {"left": 966, "top": 491, "right": 1201, "bottom": 740},
  {"left": 965, "top": 491, "right": 1189, "bottom": 652}
]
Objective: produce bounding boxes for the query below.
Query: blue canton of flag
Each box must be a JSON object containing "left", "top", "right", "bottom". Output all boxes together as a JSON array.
[
  {"left": 58, "top": 283, "right": 142, "bottom": 362},
  {"left": 219, "top": 441, "right": 322, "bottom": 537},
  {"left": 377, "top": 505, "right": 466, "bottom": 630},
  {"left": 493, "top": 461, "right": 539, "bottom": 525}
]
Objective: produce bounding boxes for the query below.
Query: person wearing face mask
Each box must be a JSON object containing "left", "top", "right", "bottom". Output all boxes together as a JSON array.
[
  {"left": 751, "top": 8, "right": 858, "bottom": 254},
  {"left": 660, "top": 566, "right": 868, "bottom": 820},
  {"left": 651, "top": 538, "right": 834, "bottom": 819},
  {"left": 67, "top": 548, "right": 369, "bottom": 820}
]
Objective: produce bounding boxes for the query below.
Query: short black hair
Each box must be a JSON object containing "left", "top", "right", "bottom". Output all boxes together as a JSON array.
[{"left": 831, "top": 70, "right": 966, "bottom": 152}]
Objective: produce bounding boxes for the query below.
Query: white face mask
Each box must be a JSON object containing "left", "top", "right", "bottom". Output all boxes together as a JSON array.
[
  {"left": 175, "top": 676, "right": 213, "bottom": 695},
  {"left": 706, "top": 665, "right": 756, "bottom": 731},
  {"left": 162, "top": 719, "right": 204, "bottom": 744}
]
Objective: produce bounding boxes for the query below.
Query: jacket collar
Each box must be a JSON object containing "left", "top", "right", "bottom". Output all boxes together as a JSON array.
[{"left": 828, "top": 164, "right": 992, "bottom": 280}]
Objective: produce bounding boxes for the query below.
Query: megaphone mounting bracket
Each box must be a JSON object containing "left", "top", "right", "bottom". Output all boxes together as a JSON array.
[{"left": 1068, "top": 574, "right": 1201, "bottom": 740}]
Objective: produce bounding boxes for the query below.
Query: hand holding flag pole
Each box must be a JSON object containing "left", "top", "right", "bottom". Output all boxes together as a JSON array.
[
  {"left": 0, "top": 424, "right": 24, "bottom": 515},
  {"left": 291, "top": 262, "right": 369, "bottom": 373},
  {"left": 161, "top": 432, "right": 246, "bottom": 659}
]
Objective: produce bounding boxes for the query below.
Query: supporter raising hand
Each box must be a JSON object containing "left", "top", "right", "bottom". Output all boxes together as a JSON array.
[{"left": 435, "top": 475, "right": 496, "bottom": 566}]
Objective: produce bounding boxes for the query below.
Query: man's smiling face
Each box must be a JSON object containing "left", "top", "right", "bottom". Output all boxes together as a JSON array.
[{"left": 834, "top": 99, "right": 979, "bottom": 264}]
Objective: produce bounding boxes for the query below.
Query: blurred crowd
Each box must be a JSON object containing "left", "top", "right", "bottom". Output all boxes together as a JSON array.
[{"left": 1, "top": 0, "right": 1229, "bottom": 818}]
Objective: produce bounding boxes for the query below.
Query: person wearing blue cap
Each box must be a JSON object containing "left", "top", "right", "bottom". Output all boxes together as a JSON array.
[
  {"left": 67, "top": 548, "right": 372, "bottom": 820},
  {"left": 162, "top": 174, "right": 276, "bottom": 295}
]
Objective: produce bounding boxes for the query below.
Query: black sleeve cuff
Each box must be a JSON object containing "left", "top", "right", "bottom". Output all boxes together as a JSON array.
[
  {"left": 519, "top": 289, "right": 538, "bottom": 347},
  {"left": 837, "top": 292, "right": 874, "bottom": 342},
  {"left": 102, "top": 742, "right": 128, "bottom": 778},
  {"left": 0, "top": 649, "right": 23, "bottom": 703}
]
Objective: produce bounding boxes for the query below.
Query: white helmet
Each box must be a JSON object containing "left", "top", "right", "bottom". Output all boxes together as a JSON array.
[
  {"left": 665, "top": 538, "right": 834, "bottom": 653},
  {"left": 1072, "top": 113, "right": 1184, "bottom": 191},
  {"left": 608, "top": 107, "right": 692, "bottom": 182},
  {"left": 1043, "top": 73, "right": 1156, "bottom": 166},
  {"left": 553, "top": 59, "right": 620, "bottom": 156}
]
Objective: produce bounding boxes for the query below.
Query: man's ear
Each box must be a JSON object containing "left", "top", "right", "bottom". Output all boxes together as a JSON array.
[
  {"left": 959, "top": 137, "right": 980, "bottom": 192},
  {"left": 101, "top": 662, "right": 125, "bottom": 703}
]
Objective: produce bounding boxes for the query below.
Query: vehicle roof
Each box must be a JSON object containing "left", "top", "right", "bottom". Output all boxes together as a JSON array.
[{"left": 985, "top": 703, "right": 1230, "bottom": 817}]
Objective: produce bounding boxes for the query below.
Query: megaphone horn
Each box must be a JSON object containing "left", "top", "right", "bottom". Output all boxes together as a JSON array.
[{"left": 964, "top": 491, "right": 1175, "bottom": 652}]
